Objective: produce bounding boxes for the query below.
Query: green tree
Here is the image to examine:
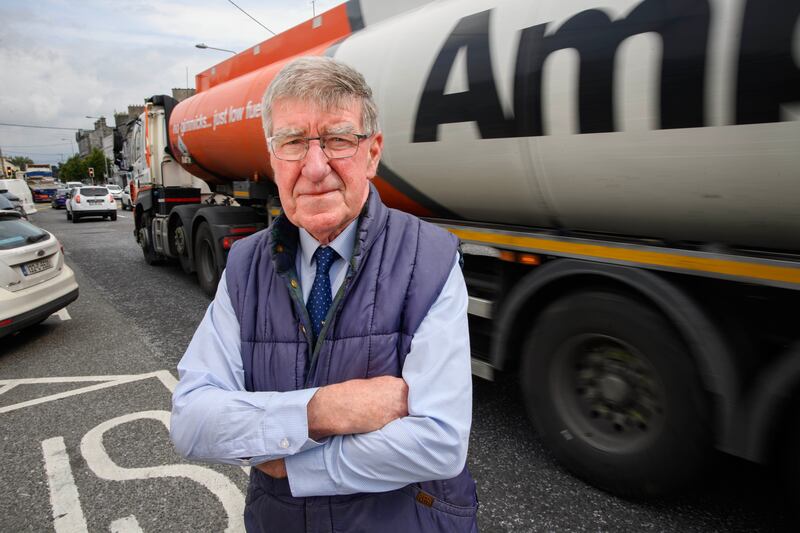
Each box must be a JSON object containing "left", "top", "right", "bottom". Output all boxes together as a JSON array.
[
  {"left": 59, "top": 154, "right": 87, "bottom": 182},
  {"left": 9, "top": 156, "right": 34, "bottom": 170}
]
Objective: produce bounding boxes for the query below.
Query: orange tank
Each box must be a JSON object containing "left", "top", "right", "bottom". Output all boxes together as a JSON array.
[{"left": 167, "top": 4, "right": 355, "bottom": 185}]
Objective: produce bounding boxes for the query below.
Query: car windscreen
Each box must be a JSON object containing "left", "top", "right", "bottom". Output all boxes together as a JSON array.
[
  {"left": 80, "top": 187, "right": 108, "bottom": 197},
  {"left": 0, "top": 196, "right": 14, "bottom": 210},
  {"left": 0, "top": 217, "right": 49, "bottom": 250}
]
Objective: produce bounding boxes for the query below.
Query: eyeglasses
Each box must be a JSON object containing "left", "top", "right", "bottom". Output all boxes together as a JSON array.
[{"left": 268, "top": 133, "right": 370, "bottom": 161}]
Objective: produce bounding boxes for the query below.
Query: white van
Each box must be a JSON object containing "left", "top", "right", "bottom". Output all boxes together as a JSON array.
[{"left": 0, "top": 179, "right": 36, "bottom": 215}]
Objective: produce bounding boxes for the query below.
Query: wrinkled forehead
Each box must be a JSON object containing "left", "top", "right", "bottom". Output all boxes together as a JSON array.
[{"left": 270, "top": 96, "right": 364, "bottom": 133}]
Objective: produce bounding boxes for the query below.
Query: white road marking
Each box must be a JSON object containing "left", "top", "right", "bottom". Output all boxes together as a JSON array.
[
  {"left": 55, "top": 308, "right": 71, "bottom": 321},
  {"left": 0, "top": 383, "right": 18, "bottom": 396},
  {"left": 0, "top": 373, "right": 166, "bottom": 414},
  {"left": 153, "top": 370, "right": 178, "bottom": 393},
  {"left": 109, "top": 515, "right": 143, "bottom": 533},
  {"left": 0, "top": 374, "right": 148, "bottom": 385},
  {"left": 117, "top": 215, "right": 127, "bottom": 218},
  {"left": 81, "top": 411, "right": 245, "bottom": 533},
  {"left": 42, "top": 437, "right": 89, "bottom": 533}
]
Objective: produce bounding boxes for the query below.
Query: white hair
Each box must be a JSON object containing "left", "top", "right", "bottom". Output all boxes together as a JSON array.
[{"left": 261, "top": 56, "right": 379, "bottom": 137}]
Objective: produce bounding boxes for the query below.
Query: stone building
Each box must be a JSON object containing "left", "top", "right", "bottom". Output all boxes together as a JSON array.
[
  {"left": 171, "top": 88, "right": 196, "bottom": 102},
  {"left": 75, "top": 117, "right": 114, "bottom": 158}
]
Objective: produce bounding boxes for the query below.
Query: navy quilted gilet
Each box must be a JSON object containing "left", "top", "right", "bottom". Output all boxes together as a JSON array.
[{"left": 225, "top": 186, "right": 478, "bottom": 533}]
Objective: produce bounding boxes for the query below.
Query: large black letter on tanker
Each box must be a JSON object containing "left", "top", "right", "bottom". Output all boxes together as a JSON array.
[
  {"left": 413, "top": 10, "right": 514, "bottom": 142},
  {"left": 513, "top": 0, "right": 710, "bottom": 136},
  {"left": 736, "top": 0, "right": 800, "bottom": 125}
]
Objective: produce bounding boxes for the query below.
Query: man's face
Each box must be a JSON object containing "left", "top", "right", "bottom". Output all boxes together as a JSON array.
[{"left": 269, "top": 97, "right": 383, "bottom": 244}]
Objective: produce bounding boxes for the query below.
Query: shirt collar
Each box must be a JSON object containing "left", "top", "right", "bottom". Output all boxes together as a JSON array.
[{"left": 298, "top": 217, "right": 358, "bottom": 269}]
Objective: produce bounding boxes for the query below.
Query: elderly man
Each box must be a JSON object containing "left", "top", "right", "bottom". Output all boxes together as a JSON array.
[{"left": 171, "top": 56, "right": 477, "bottom": 532}]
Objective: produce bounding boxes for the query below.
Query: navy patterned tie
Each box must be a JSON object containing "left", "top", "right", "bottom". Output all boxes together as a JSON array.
[{"left": 307, "top": 246, "right": 338, "bottom": 341}]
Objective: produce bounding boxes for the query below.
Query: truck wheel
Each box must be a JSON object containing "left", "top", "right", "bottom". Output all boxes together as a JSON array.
[
  {"left": 139, "top": 214, "right": 164, "bottom": 265},
  {"left": 782, "top": 394, "right": 800, "bottom": 515},
  {"left": 520, "top": 289, "right": 712, "bottom": 498},
  {"left": 170, "top": 220, "right": 193, "bottom": 274},
  {"left": 194, "top": 223, "right": 220, "bottom": 297}
]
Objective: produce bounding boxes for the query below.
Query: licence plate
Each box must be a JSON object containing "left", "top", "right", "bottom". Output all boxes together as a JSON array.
[
  {"left": 21, "top": 258, "right": 52, "bottom": 276},
  {"left": 88, "top": 199, "right": 102, "bottom": 204}
]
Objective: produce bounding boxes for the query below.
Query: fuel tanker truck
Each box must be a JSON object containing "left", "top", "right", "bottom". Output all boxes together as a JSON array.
[{"left": 130, "top": 0, "right": 800, "bottom": 499}]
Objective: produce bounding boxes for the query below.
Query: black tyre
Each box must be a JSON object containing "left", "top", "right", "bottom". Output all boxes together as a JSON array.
[
  {"left": 72, "top": 213, "right": 79, "bottom": 223},
  {"left": 139, "top": 213, "right": 164, "bottom": 265},
  {"left": 111, "top": 212, "right": 117, "bottom": 221},
  {"left": 782, "top": 395, "right": 800, "bottom": 515},
  {"left": 520, "top": 290, "right": 711, "bottom": 498},
  {"left": 170, "top": 220, "right": 193, "bottom": 274},
  {"left": 66, "top": 210, "right": 72, "bottom": 220},
  {"left": 194, "top": 223, "right": 220, "bottom": 297}
]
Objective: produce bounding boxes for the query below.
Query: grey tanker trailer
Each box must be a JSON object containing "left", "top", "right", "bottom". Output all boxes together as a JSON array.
[{"left": 130, "top": 0, "right": 800, "bottom": 501}]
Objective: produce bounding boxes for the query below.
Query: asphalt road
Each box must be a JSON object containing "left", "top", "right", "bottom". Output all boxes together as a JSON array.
[{"left": 1, "top": 204, "right": 794, "bottom": 532}]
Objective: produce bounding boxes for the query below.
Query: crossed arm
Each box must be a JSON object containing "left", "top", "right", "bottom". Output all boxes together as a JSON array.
[
  {"left": 171, "top": 260, "right": 471, "bottom": 496},
  {"left": 255, "top": 375, "right": 409, "bottom": 478}
]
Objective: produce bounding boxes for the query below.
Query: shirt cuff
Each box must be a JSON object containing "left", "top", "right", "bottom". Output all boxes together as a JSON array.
[
  {"left": 240, "top": 387, "right": 324, "bottom": 466},
  {"left": 284, "top": 444, "right": 338, "bottom": 497}
]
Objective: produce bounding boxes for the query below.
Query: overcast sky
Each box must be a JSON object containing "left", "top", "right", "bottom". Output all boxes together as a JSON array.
[{"left": 0, "top": 0, "right": 345, "bottom": 165}]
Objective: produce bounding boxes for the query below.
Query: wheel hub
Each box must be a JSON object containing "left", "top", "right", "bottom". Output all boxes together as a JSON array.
[
  {"left": 174, "top": 227, "right": 186, "bottom": 255},
  {"left": 556, "top": 335, "right": 666, "bottom": 452},
  {"left": 598, "top": 374, "right": 631, "bottom": 405},
  {"left": 138, "top": 227, "right": 149, "bottom": 249}
]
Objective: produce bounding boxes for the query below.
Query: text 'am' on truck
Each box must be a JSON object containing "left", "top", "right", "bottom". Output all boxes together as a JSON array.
[{"left": 126, "top": 0, "right": 800, "bottom": 504}]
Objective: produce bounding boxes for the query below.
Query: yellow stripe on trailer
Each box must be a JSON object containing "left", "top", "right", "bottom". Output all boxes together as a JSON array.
[{"left": 446, "top": 227, "right": 800, "bottom": 289}]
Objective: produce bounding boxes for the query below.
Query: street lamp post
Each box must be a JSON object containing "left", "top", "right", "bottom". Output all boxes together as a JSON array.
[
  {"left": 195, "top": 43, "right": 237, "bottom": 55},
  {"left": 85, "top": 116, "right": 111, "bottom": 183},
  {"left": 61, "top": 138, "right": 77, "bottom": 157}
]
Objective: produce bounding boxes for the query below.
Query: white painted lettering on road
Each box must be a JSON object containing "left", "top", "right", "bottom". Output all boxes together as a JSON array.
[
  {"left": 42, "top": 436, "right": 89, "bottom": 533},
  {"left": 81, "top": 410, "right": 245, "bottom": 533}
]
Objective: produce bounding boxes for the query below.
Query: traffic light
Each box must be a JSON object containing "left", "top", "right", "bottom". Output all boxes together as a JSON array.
[
  {"left": 88, "top": 167, "right": 95, "bottom": 179},
  {"left": 5, "top": 166, "right": 12, "bottom": 177}
]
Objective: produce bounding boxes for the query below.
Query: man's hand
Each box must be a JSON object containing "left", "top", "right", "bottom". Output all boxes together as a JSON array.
[
  {"left": 307, "top": 376, "right": 408, "bottom": 440},
  {"left": 256, "top": 459, "right": 287, "bottom": 478}
]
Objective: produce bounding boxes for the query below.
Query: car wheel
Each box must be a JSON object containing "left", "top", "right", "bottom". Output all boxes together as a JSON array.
[
  {"left": 520, "top": 289, "right": 712, "bottom": 498},
  {"left": 66, "top": 210, "right": 72, "bottom": 220},
  {"left": 72, "top": 213, "right": 79, "bottom": 223},
  {"left": 111, "top": 212, "right": 117, "bottom": 221},
  {"left": 194, "top": 223, "right": 220, "bottom": 297}
]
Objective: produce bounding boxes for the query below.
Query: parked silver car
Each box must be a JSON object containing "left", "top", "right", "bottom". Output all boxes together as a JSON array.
[{"left": 0, "top": 210, "right": 79, "bottom": 338}]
